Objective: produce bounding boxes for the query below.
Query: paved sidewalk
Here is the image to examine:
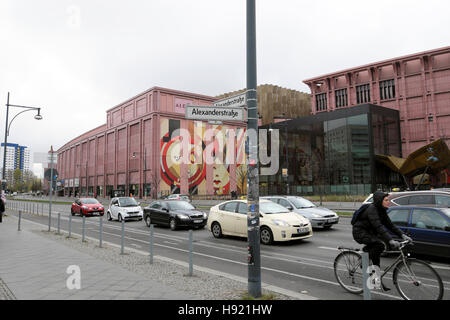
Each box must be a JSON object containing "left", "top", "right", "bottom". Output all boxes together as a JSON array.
[{"left": 0, "top": 215, "right": 200, "bottom": 300}]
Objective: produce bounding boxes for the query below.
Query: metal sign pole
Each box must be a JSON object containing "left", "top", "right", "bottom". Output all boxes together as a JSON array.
[
  {"left": 246, "top": 0, "right": 261, "bottom": 298},
  {"left": 48, "top": 146, "right": 54, "bottom": 231},
  {"left": 361, "top": 252, "right": 372, "bottom": 300}
]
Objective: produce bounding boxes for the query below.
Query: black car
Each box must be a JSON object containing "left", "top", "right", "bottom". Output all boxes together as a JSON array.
[
  {"left": 144, "top": 200, "right": 208, "bottom": 230},
  {"left": 387, "top": 206, "right": 450, "bottom": 259}
]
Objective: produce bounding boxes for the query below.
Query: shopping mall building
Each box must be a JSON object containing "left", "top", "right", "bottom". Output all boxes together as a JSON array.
[{"left": 56, "top": 46, "right": 450, "bottom": 197}]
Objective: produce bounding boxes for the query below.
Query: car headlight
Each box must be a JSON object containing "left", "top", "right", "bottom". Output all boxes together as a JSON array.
[
  {"left": 177, "top": 214, "right": 189, "bottom": 220},
  {"left": 203, "top": 212, "right": 208, "bottom": 219},
  {"left": 82, "top": 206, "right": 89, "bottom": 210},
  {"left": 271, "top": 219, "right": 290, "bottom": 227},
  {"left": 311, "top": 213, "right": 322, "bottom": 218}
]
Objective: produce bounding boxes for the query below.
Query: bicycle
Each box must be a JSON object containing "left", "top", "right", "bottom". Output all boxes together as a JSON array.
[{"left": 333, "top": 240, "right": 444, "bottom": 300}]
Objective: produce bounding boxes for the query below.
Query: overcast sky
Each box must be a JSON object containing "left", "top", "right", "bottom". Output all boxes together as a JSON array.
[{"left": 1, "top": 0, "right": 449, "bottom": 166}]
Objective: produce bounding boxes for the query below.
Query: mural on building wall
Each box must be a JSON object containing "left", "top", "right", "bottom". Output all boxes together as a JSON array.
[{"left": 160, "top": 118, "right": 246, "bottom": 195}]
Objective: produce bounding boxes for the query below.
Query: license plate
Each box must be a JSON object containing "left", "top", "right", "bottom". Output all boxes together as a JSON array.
[
  {"left": 327, "top": 218, "right": 337, "bottom": 223},
  {"left": 297, "top": 227, "right": 308, "bottom": 233},
  {"left": 194, "top": 220, "right": 203, "bottom": 223}
]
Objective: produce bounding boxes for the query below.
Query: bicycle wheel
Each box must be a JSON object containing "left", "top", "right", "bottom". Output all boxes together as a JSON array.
[
  {"left": 393, "top": 258, "right": 444, "bottom": 300},
  {"left": 334, "top": 251, "right": 363, "bottom": 294}
]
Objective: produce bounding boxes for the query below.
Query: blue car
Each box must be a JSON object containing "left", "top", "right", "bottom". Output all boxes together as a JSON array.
[{"left": 387, "top": 206, "right": 450, "bottom": 259}]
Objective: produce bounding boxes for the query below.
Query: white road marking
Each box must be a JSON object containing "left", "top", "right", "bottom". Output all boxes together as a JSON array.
[
  {"left": 163, "top": 241, "right": 179, "bottom": 245},
  {"left": 318, "top": 246, "right": 339, "bottom": 251}
]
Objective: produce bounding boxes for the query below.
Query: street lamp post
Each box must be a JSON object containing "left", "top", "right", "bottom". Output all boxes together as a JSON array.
[{"left": 2, "top": 92, "right": 43, "bottom": 192}]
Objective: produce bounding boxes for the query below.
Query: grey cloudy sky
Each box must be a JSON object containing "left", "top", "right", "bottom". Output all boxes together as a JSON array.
[{"left": 1, "top": 0, "right": 449, "bottom": 162}]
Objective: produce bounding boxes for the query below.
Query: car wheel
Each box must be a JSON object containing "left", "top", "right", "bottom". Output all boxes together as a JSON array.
[
  {"left": 71, "top": 209, "right": 75, "bottom": 216},
  {"left": 107, "top": 212, "right": 112, "bottom": 221},
  {"left": 260, "top": 227, "right": 273, "bottom": 245},
  {"left": 118, "top": 214, "right": 123, "bottom": 222},
  {"left": 145, "top": 215, "right": 151, "bottom": 227},
  {"left": 211, "top": 222, "right": 222, "bottom": 238},
  {"left": 169, "top": 218, "right": 177, "bottom": 231}
]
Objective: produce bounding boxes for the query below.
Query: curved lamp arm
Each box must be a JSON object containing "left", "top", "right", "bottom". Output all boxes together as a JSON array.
[{"left": 7, "top": 108, "right": 42, "bottom": 137}]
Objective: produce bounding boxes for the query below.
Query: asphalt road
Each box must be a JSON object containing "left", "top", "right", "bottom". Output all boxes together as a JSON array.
[{"left": 6, "top": 200, "right": 450, "bottom": 300}]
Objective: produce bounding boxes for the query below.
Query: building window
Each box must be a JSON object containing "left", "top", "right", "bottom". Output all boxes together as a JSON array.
[
  {"left": 335, "top": 89, "right": 348, "bottom": 108},
  {"left": 356, "top": 84, "right": 371, "bottom": 104},
  {"left": 315, "top": 93, "right": 327, "bottom": 111},
  {"left": 379, "top": 79, "right": 395, "bottom": 100}
]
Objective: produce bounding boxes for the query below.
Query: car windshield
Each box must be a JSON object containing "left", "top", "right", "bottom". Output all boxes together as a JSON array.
[
  {"left": 167, "top": 201, "right": 195, "bottom": 210},
  {"left": 289, "top": 197, "right": 316, "bottom": 209},
  {"left": 260, "top": 202, "right": 290, "bottom": 214},
  {"left": 81, "top": 198, "right": 100, "bottom": 204},
  {"left": 118, "top": 197, "right": 138, "bottom": 207}
]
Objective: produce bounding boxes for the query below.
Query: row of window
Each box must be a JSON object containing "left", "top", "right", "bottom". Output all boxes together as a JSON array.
[{"left": 315, "top": 79, "right": 395, "bottom": 111}]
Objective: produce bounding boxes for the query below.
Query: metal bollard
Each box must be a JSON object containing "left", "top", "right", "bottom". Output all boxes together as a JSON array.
[
  {"left": 361, "top": 252, "right": 372, "bottom": 300},
  {"left": 18, "top": 210, "right": 22, "bottom": 231},
  {"left": 48, "top": 206, "right": 51, "bottom": 232},
  {"left": 68, "top": 213, "right": 72, "bottom": 238},
  {"left": 121, "top": 218, "right": 125, "bottom": 254},
  {"left": 149, "top": 224, "right": 154, "bottom": 264},
  {"left": 82, "top": 215, "right": 86, "bottom": 242},
  {"left": 99, "top": 214, "right": 103, "bottom": 248},
  {"left": 188, "top": 229, "right": 193, "bottom": 276},
  {"left": 57, "top": 213, "right": 61, "bottom": 234}
]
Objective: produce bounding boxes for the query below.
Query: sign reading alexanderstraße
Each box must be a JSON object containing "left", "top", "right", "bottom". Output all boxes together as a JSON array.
[
  {"left": 213, "top": 92, "right": 246, "bottom": 108},
  {"left": 185, "top": 105, "right": 245, "bottom": 121}
]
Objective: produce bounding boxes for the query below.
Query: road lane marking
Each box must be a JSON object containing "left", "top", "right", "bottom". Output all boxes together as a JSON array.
[
  {"left": 164, "top": 241, "right": 179, "bottom": 245},
  {"left": 318, "top": 246, "right": 339, "bottom": 251}
]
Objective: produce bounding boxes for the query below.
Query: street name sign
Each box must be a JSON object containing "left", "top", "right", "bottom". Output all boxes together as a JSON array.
[
  {"left": 185, "top": 105, "right": 245, "bottom": 121},
  {"left": 213, "top": 92, "right": 246, "bottom": 108}
]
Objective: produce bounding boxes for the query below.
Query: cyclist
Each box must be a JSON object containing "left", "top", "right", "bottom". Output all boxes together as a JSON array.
[{"left": 352, "top": 191, "right": 412, "bottom": 289}]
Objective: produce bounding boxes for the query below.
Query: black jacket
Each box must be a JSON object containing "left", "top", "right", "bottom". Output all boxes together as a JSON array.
[
  {"left": 0, "top": 199, "right": 4, "bottom": 213},
  {"left": 353, "top": 191, "right": 403, "bottom": 244}
]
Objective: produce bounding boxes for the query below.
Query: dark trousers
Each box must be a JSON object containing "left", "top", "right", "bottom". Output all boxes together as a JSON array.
[{"left": 363, "top": 240, "right": 385, "bottom": 267}]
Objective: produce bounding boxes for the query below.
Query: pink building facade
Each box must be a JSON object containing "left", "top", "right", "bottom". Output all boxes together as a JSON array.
[
  {"left": 303, "top": 46, "right": 450, "bottom": 157},
  {"left": 56, "top": 87, "right": 247, "bottom": 198}
]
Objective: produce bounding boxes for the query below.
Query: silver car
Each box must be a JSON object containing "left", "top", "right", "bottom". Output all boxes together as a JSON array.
[{"left": 262, "top": 196, "right": 340, "bottom": 229}]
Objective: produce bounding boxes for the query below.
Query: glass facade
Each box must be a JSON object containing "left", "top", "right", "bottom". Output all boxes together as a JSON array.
[{"left": 260, "top": 104, "right": 401, "bottom": 195}]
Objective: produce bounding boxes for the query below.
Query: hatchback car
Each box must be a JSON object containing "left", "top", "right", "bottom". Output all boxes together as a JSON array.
[
  {"left": 144, "top": 200, "right": 207, "bottom": 230},
  {"left": 363, "top": 190, "right": 450, "bottom": 207},
  {"left": 207, "top": 199, "right": 312, "bottom": 245},
  {"left": 71, "top": 198, "right": 104, "bottom": 217},
  {"left": 387, "top": 206, "right": 450, "bottom": 258},
  {"left": 106, "top": 197, "right": 143, "bottom": 222},
  {"left": 262, "top": 196, "right": 339, "bottom": 229}
]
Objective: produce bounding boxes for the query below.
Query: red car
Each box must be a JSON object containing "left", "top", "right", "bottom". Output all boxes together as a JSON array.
[{"left": 71, "top": 198, "right": 104, "bottom": 216}]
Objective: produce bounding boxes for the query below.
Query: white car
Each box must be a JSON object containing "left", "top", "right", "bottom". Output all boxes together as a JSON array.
[
  {"left": 362, "top": 194, "right": 373, "bottom": 204},
  {"left": 207, "top": 199, "right": 312, "bottom": 245},
  {"left": 262, "top": 196, "right": 340, "bottom": 229},
  {"left": 107, "top": 197, "right": 143, "bottom": 222}
]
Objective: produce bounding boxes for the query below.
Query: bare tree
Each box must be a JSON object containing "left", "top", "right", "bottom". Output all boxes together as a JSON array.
[{"left": 148, "top": 170, "right": 161, "bottom": 199}]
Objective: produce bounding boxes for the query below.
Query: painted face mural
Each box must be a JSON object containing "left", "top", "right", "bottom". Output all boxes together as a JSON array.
[
  {"left": 160, "top": 119, "right": 206, "bottom": 194},
  {"left": 160, "top": 119, "right": 247, "bottom": 195}
]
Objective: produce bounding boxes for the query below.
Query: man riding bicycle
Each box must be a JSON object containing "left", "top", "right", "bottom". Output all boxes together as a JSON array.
[{"left": 352, "top": 191, "right": 412, "bottom": 289}]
